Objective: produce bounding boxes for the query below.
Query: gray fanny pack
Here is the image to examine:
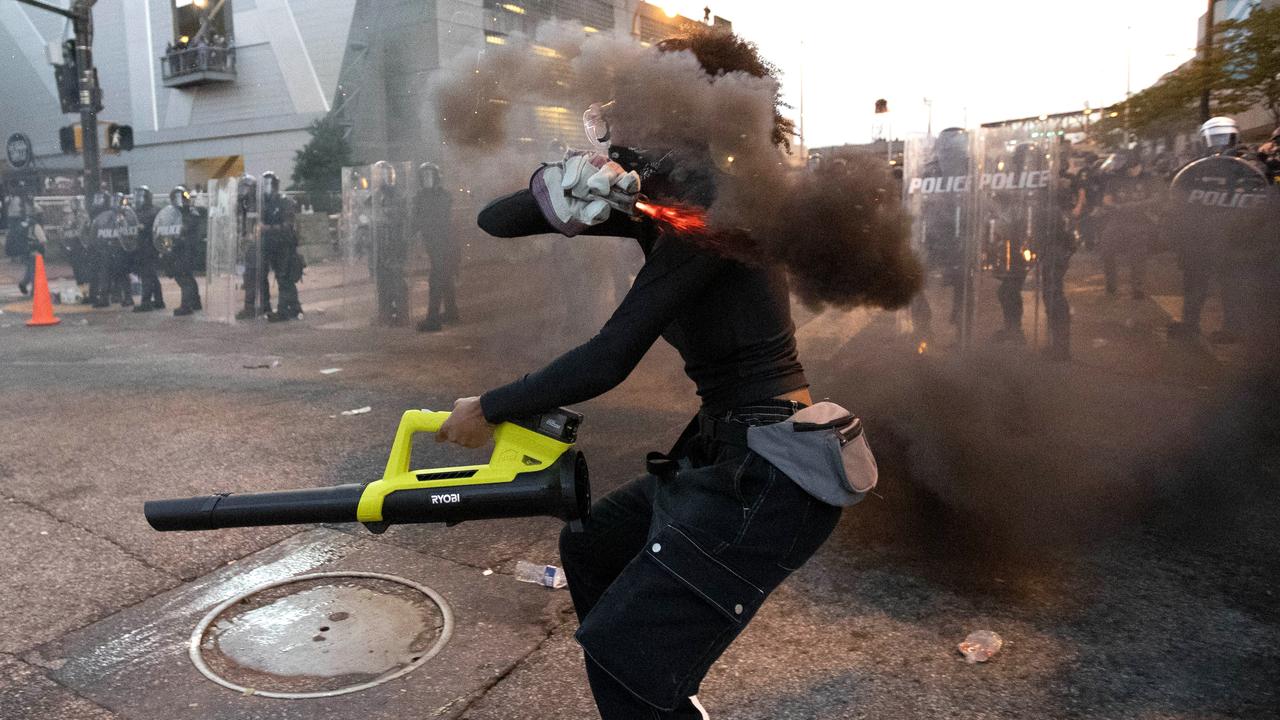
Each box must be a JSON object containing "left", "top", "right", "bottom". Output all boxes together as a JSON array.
[{"left": 746, "top": 402, "right": 878, "bottom": 507}]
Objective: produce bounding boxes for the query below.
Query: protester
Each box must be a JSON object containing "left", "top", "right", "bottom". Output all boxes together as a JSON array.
[{"left": 440, "top": 30, "right": 855, "bottom": 720}]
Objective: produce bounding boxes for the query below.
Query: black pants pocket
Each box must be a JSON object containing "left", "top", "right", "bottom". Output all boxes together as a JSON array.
[
  {"left": 777, "top": 494, "right": 843, "bottom": 571},
  {"left": 575, "top": 522, "right": 765, "bottom": 711}
]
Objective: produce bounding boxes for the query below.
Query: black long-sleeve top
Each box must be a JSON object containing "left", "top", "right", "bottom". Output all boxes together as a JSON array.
[{"left": 476, "top": 188, "right": 807, "bottom": 424}]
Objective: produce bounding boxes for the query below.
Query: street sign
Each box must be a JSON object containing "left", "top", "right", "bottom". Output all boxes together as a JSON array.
[{"left": 6, "top": 133, "right": 33, "bottom": 168}]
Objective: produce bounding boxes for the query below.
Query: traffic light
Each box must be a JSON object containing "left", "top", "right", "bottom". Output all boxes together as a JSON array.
[
  {"left": 105, "top": 124, "right": 133, "bottom": 153},
  {"left": 51, "top": 39, "right": 102, "bottom": 113},
  {"left": 59, "top": 124, "right": 83, "bottom": 154},
  {"left": 53, "top": 40, "right": 79, "bottom": 114}
]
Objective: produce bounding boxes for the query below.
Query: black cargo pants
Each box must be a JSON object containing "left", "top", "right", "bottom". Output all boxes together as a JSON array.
[{"left": 559, "top": 401, "right": 843, "bottom": 718}]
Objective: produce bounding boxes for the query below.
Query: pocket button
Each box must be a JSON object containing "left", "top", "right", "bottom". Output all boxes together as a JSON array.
[
  {"left": 652, "top": 543, "right": 662, "bottom": 553},
  {"left": 734, "top": 604, "right": 743, "bottom": 615}
]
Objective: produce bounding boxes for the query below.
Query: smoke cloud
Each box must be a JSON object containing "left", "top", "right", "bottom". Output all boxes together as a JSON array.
[{"left": 428, "top": 25, "right": 920, "bottom": 311}]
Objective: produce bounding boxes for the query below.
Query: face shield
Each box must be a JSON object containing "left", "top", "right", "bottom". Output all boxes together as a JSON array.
[
  {"left": 1200, "top": 117, "right": 1239, "bottom": 150},
  {"left": 372, "top": 161, "right": 396, "bottom": 189},
  {"left": 1099, "top": 152, "right": 1129, "bottom": 175},
  {"left": 418, "top": 164, "right": 439, "bottom": 190},
  {"left": 583, "top": 101, "right": 615, "bottom": 150},
  {"left": 1204, "top": 129, "right": 1238, "bottom": 150}
]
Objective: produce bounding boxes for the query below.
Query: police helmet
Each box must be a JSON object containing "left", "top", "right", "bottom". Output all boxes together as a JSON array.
[
  {"left": 1199, "top": 116, "right": 1238, "bottom": 151},
  {"left": 1100, "top": 149, "right": 1140, "bottom": 175},
  {"left": 133, "top": 186, "right": 153, "bottom": 208},
  {"left": 90, "top": 191, "right": 110, "bottom": 216},
  {"left": 170, "top": 185, "right": 190, "bottom": 208},
  {"left": 418, "top": 162, "right": 441, "bottom": 189},
  {"left": 936, "top": 127, "right": 969, "bottom": 161},
  {"left": 372, "top": 160, "right": 396, "bottom": 188},
  {"left": 261, "top": 171, "right": 280, "bottom": 196}
]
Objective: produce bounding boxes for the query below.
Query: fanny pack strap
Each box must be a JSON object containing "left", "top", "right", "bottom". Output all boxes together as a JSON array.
[{"left": 696, "top": 412, "right": 750, "bottom": 448}]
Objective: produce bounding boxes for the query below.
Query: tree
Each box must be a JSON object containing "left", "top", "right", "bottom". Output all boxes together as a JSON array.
[
  {"left": 1091, "top": 59, "right": 1232, "bottom": 145},
  {"left": 291, "top": 117, "right": 350, "bottom": 212},
  {"left": 1216, "top": 6, "right": 1280, "bottom": 127},
  {"left": 1090, "top": 10, "right": 1271, "bottom": 147}
]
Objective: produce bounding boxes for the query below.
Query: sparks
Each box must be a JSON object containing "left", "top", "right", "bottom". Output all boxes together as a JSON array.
[{"left": 634, "top": 200, "right": 709, "bottom": 235}]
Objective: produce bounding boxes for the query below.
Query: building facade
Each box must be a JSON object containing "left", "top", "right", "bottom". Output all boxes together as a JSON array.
[{"left": 1, "top": 0, "right": 720, "bottom": 196}]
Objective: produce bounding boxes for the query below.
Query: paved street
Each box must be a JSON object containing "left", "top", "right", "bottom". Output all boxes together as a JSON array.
[{"left": 0, "top": 245, "right": 1276, "bottom": 719}]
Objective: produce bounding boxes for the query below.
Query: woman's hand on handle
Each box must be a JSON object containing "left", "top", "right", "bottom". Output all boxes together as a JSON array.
[{"left": 436, "top": 396, "right": 493, "bottom": 448}]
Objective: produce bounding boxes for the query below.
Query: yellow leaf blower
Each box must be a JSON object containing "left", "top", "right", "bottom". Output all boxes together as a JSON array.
[{"left": 144, "top": 408, "right": 590, "bottom": 533}]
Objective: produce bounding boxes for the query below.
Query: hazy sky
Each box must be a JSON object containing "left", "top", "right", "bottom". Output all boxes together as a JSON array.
[{"left": 653, "top": 0, "right": 1209, "bottom": 147}]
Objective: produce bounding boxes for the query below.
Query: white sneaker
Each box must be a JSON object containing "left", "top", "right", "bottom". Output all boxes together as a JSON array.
[{"left": 689, "top": 695, "right": 710, "bottom": 719}]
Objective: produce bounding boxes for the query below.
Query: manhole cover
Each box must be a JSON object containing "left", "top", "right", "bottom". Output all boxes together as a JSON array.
[{"left": 190, "top": 571, "right": 454, "bottom": 698}]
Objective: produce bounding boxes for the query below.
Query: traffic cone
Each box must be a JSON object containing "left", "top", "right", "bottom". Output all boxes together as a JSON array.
[{"left": 26, "top": 253, "right": 61, "bottom": 327}]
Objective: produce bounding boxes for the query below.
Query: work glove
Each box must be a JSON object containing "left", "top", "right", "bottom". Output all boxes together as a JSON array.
[{"left": 531, "top": 151, "right": 641, "bottom": 237}]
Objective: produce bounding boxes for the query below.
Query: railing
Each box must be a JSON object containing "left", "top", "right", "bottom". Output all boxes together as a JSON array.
[{"left": 160, "top": 45, "right": 237, "bottom": 84}]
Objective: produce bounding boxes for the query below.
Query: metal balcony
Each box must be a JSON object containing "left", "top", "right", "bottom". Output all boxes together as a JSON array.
[{"left": 161, "top": 46, "right": 237, "bottom": 88}]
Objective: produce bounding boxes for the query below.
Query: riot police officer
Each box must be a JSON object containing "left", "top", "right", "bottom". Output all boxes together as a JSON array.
[
  {"left": 261, "top": 171, "right": 303, "bottom": 322},
  {"left": 909, "top": 127, "right": 970, "bottom": 339},
  {"left": 59, "top": 196, "right": 93, "bottom": 290},
  {"left": 130, "top": 186, "right": 165, "bottom": 312},
  {"left": 83, "top": 191, "right": 110, "bottom": 304},
  {"left": 989, "top": 143, "right": 1036, "bottom": 343},
  {"left": 156, "top": 186, "right": 203, "bottom": 316},
  {"left": 1168, "top": 117, "right": 1275, "bottom": 343},
  {"left": 415, "top": 162, "right": 457, "bottom": 332},
  {"left": 90, "top": 194, "right": 138, "bottom": 308},
  {"left": 235, "top": 174, "right": 268, "bottom": 320},
  {"left": 1039, "top": 159, "right": 1080, "bottom": 361},
  {"left": 371, "top": 161, "right": 408, "bottom": 326},
  {"left": 1098, "top": 149, "right": 1161, "bottom": 299},
  {"left": 1260, "top": 126, "right": 1280, "bottom": 183},
  {"left": 1073, "top": 153, "right": 1104, "bottom": 250}
]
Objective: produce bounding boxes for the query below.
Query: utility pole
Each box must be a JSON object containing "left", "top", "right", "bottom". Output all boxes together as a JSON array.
[
  {"left": 73, "top": 0, "right": 100, "bottom": 198},
  {"left": 1200, "top": 0, "right": 1217, "bottom": 122},
  {"left": 12, "top": 0, "right": 100, "bottom": 200}
]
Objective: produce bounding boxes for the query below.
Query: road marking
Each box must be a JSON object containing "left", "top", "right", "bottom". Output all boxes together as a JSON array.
[{"left": 794, "top": 308, "right": 875, "bottom": 362}]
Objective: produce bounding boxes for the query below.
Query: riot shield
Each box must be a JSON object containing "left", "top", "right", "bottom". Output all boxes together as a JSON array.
[
  {"left": 338, "top": 162, "right": 416, "bottom": 327},
  {"left": 903, "top": 130, "right": 975, "bottom": 346},
  {"left": 240, "top": 175, "right": 267, "bottom": 319},
  {"left": 971, "top": 123, "right": 1064, "bottom": 348},
  {"left": 202, "top": 177, "right": 243, "bottom": 323},
  {"left": 1167, "top": 154, "right": 1278, "bottom": 339},
  {"left": 338, "top": 165, "right": 375, "bottom": 327}
]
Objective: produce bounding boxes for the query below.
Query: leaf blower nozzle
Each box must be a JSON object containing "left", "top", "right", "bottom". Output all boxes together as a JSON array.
[{"left": 144, "top": 408, "right": 591, "bottom": 534}]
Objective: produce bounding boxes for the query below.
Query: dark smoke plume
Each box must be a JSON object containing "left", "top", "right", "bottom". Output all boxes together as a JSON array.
[{"left": 429, "top": 26, "right": 920, "bottom": 311}]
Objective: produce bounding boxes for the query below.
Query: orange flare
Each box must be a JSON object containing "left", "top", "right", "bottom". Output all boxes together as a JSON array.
[{"left": 634, "top": 200, "right": 709, "bottom": 235}]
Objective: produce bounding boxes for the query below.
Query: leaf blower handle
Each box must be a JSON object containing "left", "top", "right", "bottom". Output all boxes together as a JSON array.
[{"left": 383, "top": 410, "right": 453, "bottom": 479}]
